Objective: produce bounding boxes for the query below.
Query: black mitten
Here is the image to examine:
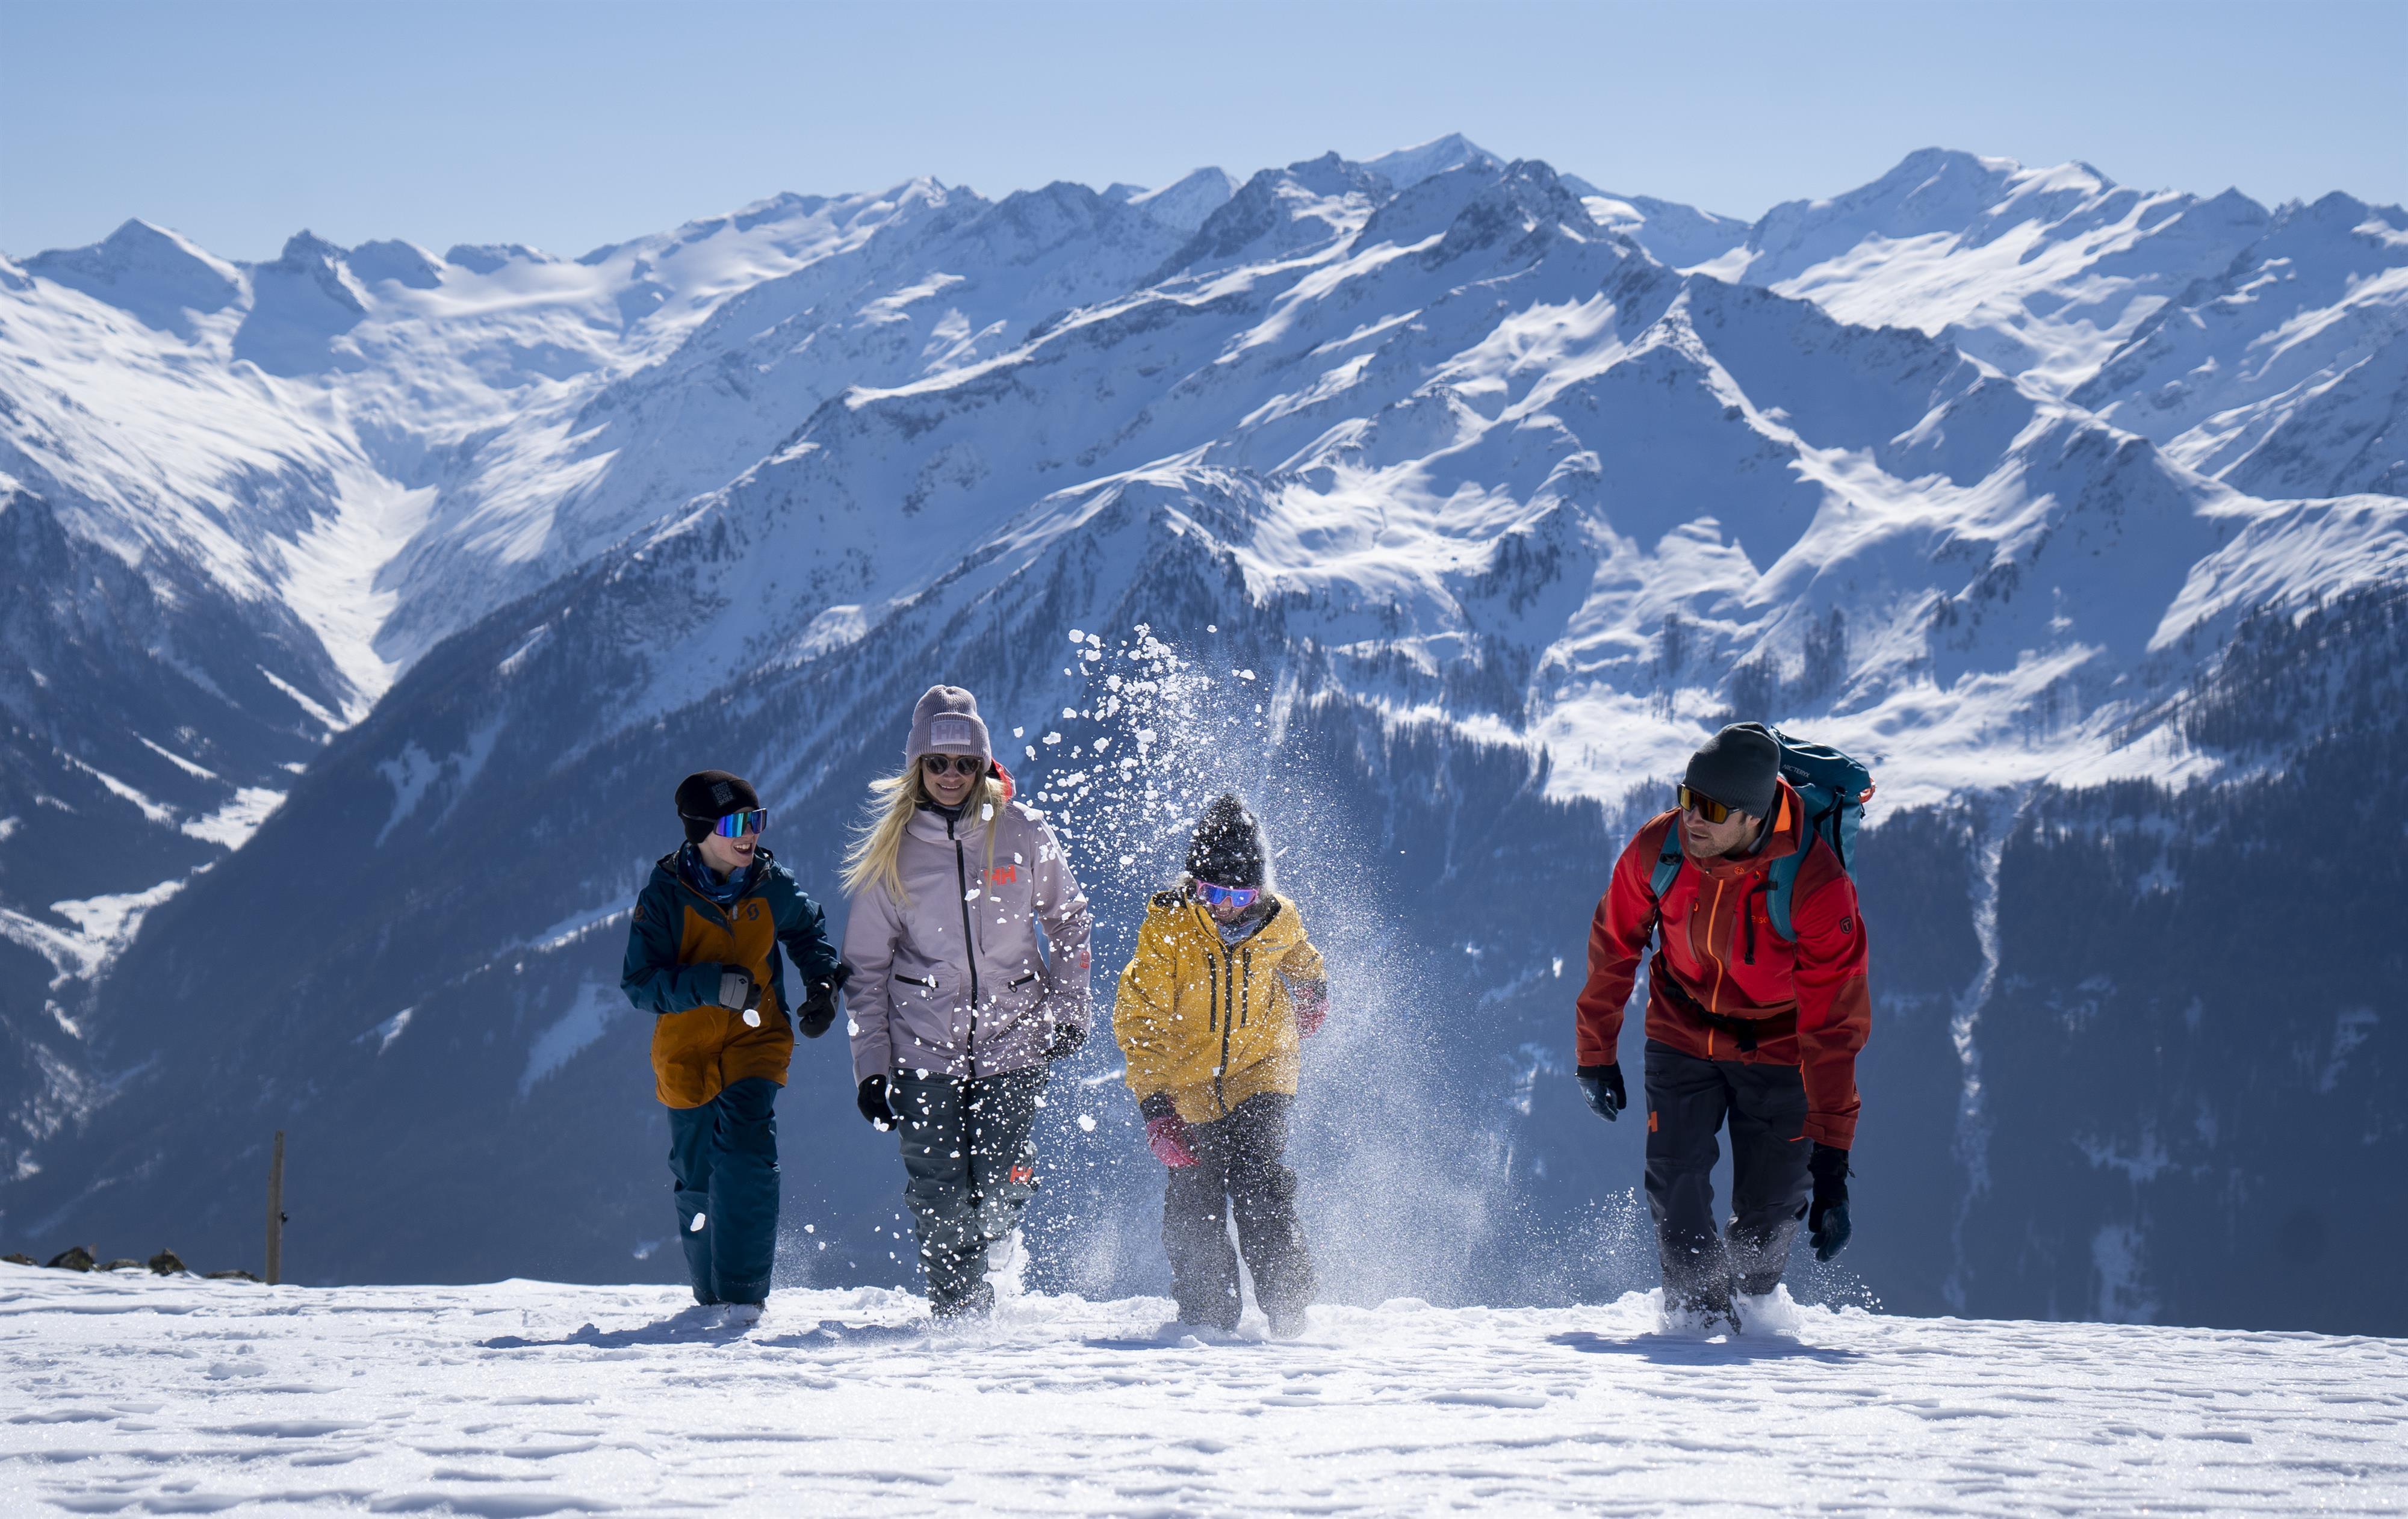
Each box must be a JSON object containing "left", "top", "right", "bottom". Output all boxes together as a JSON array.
[
  {"left": 1575, "top": 1063, "right": 1627, "bottom": 1122},
  {"left": 1808, "top": 1143, "right": 1852, "bottom": 1261},
  {"left": 797, "top": 962, "right": 851, "bottom": 1039},
  {"left": 1043, "top": 1023, "right": 1085, "bottom": 1061},
  {"left": 856, "top": 1075, "right": 898, "bottom": 1131}
]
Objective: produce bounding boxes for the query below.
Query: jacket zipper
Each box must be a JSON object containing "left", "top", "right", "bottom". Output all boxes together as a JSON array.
[
  {"left": 1199, "top": 908, "right": 1236, "bottom": 1118},
  {"left": 1699, "top": 877, "right": 1730, "bottom": 1009},
  {"left": 1742, "top": 879, "right": 1764, "bottom": 965},
  {"left": 948, "top": 815, "right": 981, "bottom": 1077},
  {"left": 1216, "top": 949, "right": 1235, "bottom": 1119}
]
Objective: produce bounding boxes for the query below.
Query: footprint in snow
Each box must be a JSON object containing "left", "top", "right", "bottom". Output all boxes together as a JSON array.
[{"left": 1427, "top": 1391, "right": 1548, "bottom": 1409}]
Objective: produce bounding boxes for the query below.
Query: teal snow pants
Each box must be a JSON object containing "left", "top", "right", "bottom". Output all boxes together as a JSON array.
[{"left": 667, "top": 1076, "right": 781, "bottom": 1306}]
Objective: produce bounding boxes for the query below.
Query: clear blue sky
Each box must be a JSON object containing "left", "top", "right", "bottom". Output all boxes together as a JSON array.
[{"left": 2, "top": 0, "right": 2401, "bottom": 261}]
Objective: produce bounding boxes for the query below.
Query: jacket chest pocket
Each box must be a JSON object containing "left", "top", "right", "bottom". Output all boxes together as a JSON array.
[{"left": 889, "top": 966, "right": 958, "bottom": 1047}]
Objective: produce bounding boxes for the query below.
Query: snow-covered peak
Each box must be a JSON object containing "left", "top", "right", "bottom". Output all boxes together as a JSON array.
[
  {"left": 232, "top": 230, "right": 370, "bottom": 374},
  {"left": 1670, "top": 147, "right": 2404, "bottom": 504},
  {"left": 1124, "top": 167, "right": 1241, "bottom": 234},
  {"left": 20, "top": 218, "right": 244, "bottom": 337},
  {"left": 440, "top": 241, "right": 554, "bottom": 274},
  {"left": 1152, "top": 152, "right": 1393, "bottom": 281},
  {"left": 1361, "top": 132, "right": 1504, "bottom": 188},
  {"left": 345, "top": 238, "right": 445, "bottom": 290},
  {"left": 1573, "top": 188, "right": 1751, "bottom": 273}
]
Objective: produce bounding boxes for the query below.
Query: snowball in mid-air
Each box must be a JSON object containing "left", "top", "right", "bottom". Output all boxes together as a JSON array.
[{"left": 1077, "top": 1114, "right": 1097, "bottom": 1132}]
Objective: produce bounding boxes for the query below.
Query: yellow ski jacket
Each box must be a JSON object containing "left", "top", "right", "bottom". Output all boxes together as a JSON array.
[{"left": 1115, "top": 886, "right": 1327, "bottom": 1124}]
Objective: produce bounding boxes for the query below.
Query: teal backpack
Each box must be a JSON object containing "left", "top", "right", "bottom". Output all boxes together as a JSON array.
[{"left": 1649, "top": 728, "right": 1875, "bottom": 943}]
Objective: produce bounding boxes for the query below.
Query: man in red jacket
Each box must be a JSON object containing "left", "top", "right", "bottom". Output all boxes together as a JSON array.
[{"left": 1572, "top": 723, "right": 1869, "bottom": 1329}]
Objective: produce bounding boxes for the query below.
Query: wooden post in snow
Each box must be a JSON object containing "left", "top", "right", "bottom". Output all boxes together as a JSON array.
[{"left": 265, "top": 1130, "right": 286, "bottom": 1286}]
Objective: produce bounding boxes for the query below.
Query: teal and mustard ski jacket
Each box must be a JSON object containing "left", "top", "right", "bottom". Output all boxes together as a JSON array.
[{"left": 621, "top": 845, "right": 840, "bottom": 1109}]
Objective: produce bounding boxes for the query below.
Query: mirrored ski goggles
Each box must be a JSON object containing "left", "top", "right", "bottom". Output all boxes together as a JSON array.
[
  {"left": 1676, "top": 785, "right": 1741, "bottom": 824},
  {"left": 920, "top": 753, "right": 987, "bottom": 778},
  {"left": 1196, "top": 881, "right": 1261, "bottom": 911},
  {"left": 710, "top": 808, "right": 769, "bottom": 838}
]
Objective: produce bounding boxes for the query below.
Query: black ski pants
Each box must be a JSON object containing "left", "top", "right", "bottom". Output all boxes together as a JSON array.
[
  {"left": 666, "top": 1076, "right": 781, "bottom": 1307},
  {"left": 893, "top": 1066, "right": 1046, "bottom": 1317},
  {"left": 1642, "top": 1038, "right": 1813, "bottom": 1308},
  {"left": 1162, "top": 1092, "right": 1314, "bottom": 1330}
]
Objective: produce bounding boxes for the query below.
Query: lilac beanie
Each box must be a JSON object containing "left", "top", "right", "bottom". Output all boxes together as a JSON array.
[{"left": 906, "top": 685, "right": 992, "bottom": 767}]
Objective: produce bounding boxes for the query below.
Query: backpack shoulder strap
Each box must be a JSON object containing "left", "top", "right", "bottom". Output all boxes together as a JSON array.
[
  {"left": 1765, "top": 847, "right": 1805, "bottom": 943},
  {"left": 1649, "top": 814, "right": 1684, "bottom": 903},
  {"left": 1770, "top": 831, "right": 1855, "bottom": 943}
]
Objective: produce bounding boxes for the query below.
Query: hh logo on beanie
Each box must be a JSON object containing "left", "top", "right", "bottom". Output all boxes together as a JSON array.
[{"left": 929, "top": 717, "right": 977, "bottom": 748}]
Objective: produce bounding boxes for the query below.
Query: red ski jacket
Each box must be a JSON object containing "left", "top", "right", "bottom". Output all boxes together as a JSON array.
[{"left": 1574, "top": 780, "right": 1870, "bottom": 1148}]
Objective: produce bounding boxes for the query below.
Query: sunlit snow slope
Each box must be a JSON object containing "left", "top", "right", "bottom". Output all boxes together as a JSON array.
[{"left": 2, "top": 1267, "right": 2403, "bottom": 1517}]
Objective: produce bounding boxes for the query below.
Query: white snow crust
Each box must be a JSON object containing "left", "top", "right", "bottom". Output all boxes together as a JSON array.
[{"left": 2, "top": 1267, "right": 2402, "bottom": 1515}]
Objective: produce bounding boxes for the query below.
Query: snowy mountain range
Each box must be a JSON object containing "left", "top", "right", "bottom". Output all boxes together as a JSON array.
[{"left": 4, "top": 136, "right": 2401, "bottom": 1333}]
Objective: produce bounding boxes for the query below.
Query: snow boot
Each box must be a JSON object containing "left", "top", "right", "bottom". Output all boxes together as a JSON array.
[
  {"left": 1663, "top": 1284, "right": 1743, "bottom": 1337},
  {"left": 984, "top": 1229, "right": 1028, "bottom": 1301},
  {"left": 930, "top": 1280, "right": 995, "bottom": 1321}
]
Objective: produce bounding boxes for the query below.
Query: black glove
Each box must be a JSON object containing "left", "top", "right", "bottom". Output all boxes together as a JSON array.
[
  {"left": 1043, "top": 1022, "right": 1085, "bottom": 1061},
  {"left": 716, "top": 966, "right": 759, "bottom": 1013},
  {"left": 856, "top": 1075, "right": 899, "bottom": 1131},
  {"left": 796, "top": 962, "right": 852, "bottom": 1040},
  {"left": 1575, "top": 1063, "right": 1626, "bottom": 1122},
  {"left": 1808, "top": 1143, "right": 1852, "bottom": 1261}
]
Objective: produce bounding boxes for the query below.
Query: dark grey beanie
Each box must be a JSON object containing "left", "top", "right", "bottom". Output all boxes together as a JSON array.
[
  {"left": 1187, "top": 793, "right": 1266, "bottom": 888},
  {"left": 1684, "top": 723, "right": 1781, "bottom": 818}
]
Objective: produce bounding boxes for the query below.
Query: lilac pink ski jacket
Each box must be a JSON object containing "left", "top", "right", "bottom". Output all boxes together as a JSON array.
[{"left": 843, "top": 799, "right": 1093, "bottom": 1085}]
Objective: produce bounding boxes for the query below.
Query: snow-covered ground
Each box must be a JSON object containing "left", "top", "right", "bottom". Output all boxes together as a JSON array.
[{"left": 5, "top": 1266, "right": 2403, "bottom": 1516}]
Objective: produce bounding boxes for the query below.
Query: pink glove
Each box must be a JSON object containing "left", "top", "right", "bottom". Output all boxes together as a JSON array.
[
  {"left": 1146, "top": 1114, "right": 1199, "bottom": 1168},
  {"left": 1293, "top": 985, "right": 1329, "bottom": 1038}
]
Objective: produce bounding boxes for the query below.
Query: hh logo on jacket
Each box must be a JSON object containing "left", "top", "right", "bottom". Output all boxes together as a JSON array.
[{"left": 990, "top": 865, "right": 1019, "bottom": 885}]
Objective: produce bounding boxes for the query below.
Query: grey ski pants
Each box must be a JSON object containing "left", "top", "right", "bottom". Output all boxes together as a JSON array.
[
  {"left": 1642, "top": 1038, "right": 1813, "bottom": 1307},
  {"left": 893, "top": 1066, "right": 1047, "bottom": 1316}
]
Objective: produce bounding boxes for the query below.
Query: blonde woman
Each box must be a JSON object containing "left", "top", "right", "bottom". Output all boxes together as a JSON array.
[{"left": 841, "top": 685, "right": 1093, "bottom": 1318}]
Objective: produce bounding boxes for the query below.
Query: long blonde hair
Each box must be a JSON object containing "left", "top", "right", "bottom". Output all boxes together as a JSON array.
[{"left": 840, "top": 764, "right": 1007, "bottom": 904}]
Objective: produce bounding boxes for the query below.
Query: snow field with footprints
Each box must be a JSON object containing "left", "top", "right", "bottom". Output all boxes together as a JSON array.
[{"left": 4, "top": 1264, "right": 2404, "bottom": 1515}]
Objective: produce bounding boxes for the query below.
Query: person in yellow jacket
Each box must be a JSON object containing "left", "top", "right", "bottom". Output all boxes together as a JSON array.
[{"left": 1116, "top": 793, "right": 1328, "bottom": 1337}]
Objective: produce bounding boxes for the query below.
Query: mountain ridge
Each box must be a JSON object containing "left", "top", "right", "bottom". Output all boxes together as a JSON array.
[{"left": 3, "top": 139, "right": 2401, "bottom": 1331}]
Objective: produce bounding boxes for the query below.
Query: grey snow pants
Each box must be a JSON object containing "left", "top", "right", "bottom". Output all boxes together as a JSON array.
[
  {"left": 893, "top": 1066, "right": 1047, "bottom": 1317},
  {"left": 1642, "top": 1038, "right": 1813, "bottom": 1310},
  {"left": 1163, "top": 1093, "right": 1315, "bottom": 1330}
]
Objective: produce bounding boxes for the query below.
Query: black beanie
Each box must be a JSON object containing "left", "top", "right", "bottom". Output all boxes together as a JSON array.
[
  {"left": 1187, "top": 793, "right": 1266, "bottom": 888},
  {"left": 1684, "top": 723, "right": 1781, "bottom": 819},
  {"left": 676, "top": 770, "right": 760, "bottom": 843}
]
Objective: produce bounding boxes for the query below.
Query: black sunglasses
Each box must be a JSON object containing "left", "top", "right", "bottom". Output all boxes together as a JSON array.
[{"left": 922, "top": 754, "right": 986, "bottom": 778}]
